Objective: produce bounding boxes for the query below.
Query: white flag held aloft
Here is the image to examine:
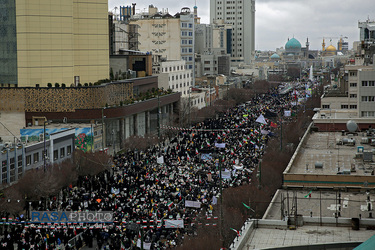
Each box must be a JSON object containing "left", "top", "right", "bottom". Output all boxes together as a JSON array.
[
  {"left": 284, "top": 110, "right": 291, "bottom": 117},
  {"left": 255, "top": 114, "right": 267, "bottom": 124},
  {"left": 157, "top": 156, "right": 164, "bottom": 164}
]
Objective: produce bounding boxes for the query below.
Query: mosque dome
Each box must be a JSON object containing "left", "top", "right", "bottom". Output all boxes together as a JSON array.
[
  {"left": 270, "top": 53, "right": 280, "bottom": 59},
  {"left": 326, "top": 45, "right": 336, "bottom": 52},
  {"left": 285, "top": 38, "right": 302, "bottom": 50}
]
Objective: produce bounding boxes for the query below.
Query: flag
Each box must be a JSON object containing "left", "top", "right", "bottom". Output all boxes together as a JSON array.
[
  {"left": 96, "top": 199, "right": 102, "bottom": 203},
  {"left": 250, "top": 141, "right": 255, "bottom": 145},
  {"left": 230, "top": 228, "right": 241, "bottom": 237},
  {"left": 304, "top": 190, "right": 312, "bottom": 198},
  {"left": 242, "top": 202, "right": 251, "bottom": 209},
  {"left": 255, "top": 114, "right": 267, "bottom": 124},
  {"left": 195, "top": 148, "right": 199, "bottom": 155},
  {"left": 217, "top": 134, "right": 221, "bottom": 140},
  {"left": 187, "top": 154, "right": 191, "bottom": 161},
  {"left": 121, "top": 241, "right": 126, "bottom": 250},
  {"left": 207, "top": 140, "right": 211, "bottom": 147},
  {"left": 167, "top": 201, "right": 173, "bottom": 210},
  {"left": 230, "top": 148, "right": 234, "bottom": 155},
  {"left": 239, "top": 142, "right": 242, "bottom": 147},
  {"left": 270, "top": 122, "right": 277, "bottom": 128}
]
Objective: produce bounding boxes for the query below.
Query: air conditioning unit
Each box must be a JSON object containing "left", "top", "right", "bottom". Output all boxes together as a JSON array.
[{"left": 39, "top": 134, "right": 44, "bottom": 142}]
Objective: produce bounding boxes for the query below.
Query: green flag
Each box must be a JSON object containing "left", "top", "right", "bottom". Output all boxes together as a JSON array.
[
  {"left": 242, "top": 202, "right": 251, "bottom": 210},
  {"left": 304, "top": 190, "right": 312, "bottom": 198}
]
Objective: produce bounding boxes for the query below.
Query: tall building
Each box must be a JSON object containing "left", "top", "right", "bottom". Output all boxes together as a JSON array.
[
  {"left": 0, "top": 0, "right": 109, "bottom": 87},
  {"left": 129, "top": 6, "right": 195, "bottom": 71},
  {"left": 210, "top": 0, "right": 255, "bottom": 65}
]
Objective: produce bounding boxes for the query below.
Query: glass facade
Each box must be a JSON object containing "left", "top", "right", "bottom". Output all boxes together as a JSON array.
[{"left": 0, "top": 0, "right": 17, "bottom": 85}]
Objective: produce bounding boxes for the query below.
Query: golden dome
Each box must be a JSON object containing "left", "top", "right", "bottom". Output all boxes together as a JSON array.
[{"left": 326, "top": 45, "right": 336, "bottom": 51}]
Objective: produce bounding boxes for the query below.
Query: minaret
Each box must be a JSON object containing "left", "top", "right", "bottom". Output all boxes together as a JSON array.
[{"left": 306, "top": 37, "right": 310, "bottom": 51}]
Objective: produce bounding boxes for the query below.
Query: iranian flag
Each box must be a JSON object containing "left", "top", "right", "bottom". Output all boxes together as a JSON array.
[
  {"left": 250, "top": 141, "right": 255, "bottom": 145},
  {"left": 230, "top": 228, "right": 241, "bottom": 237},
  {"left": 187, "top": 154, "right": 191, "bottom": 161},
  {"left": 167, "top": 201, "right": 173, "bottom": 210},
  {"left": 207, "top": 140, "right": 211, "bottom": 147},
  {"left": 230, "top": 148, "right": 234, "bottom": 155},
  {"left": 239, "top": 142, "right": 242, "bottom": 148},
  {"left": 195, "top": 148, "right": 199, "bottom": 155}
]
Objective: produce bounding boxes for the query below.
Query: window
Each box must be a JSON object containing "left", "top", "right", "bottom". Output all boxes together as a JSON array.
[
  {"left": 33, "top": 152, "right": 39, "bottom": 163},
  {"left": 67, "top": 145, "right": 72, "bottom": 155},
  {"left": 17, "top": 155, "right": 22, "bottom": 167},
  {"left": 60, "top": 148, "right": 65, "bottom": 158},
  {"left": 322, "top": 104, "right": 330, "bottom": 109},
  {"left": 350, "top": 83, "right": 357, "bottom": 87},
  {"left": 26, "top": 155, "right": 31, "bottom": 166},
  {"left": 53, "top": 150, "right": 58, "bottom": 160},
  {"left": 362, "top": 111, "right": 375, "bottom": 117},
  {"left": 362, "top": 81, "right": 368, "bottom": 86},
  {"left": 369, "top": 81, "right": 375, "bottom": 86},
  {"left": 350, "top": 94, "right": 357, "bottom": 98},
  {"left": 341, "top": 105, "right": 348, "bottom": 109},
  {"left": 349, "top": 71, "right": 357, "bottom": 76},
  {"left": 350, "top": 105, "right": 357, "bottom": 109}
]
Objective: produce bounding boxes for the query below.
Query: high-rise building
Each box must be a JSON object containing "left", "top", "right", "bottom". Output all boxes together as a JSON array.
[
  {"left": 129, "top": 6, "right": 195, "bottom": 71},
  {"left": 210, "top": 0, "right": 255, "bottom": 65},
  {"left": 0, "top": 0, "right": 109, "bottom": 87}
]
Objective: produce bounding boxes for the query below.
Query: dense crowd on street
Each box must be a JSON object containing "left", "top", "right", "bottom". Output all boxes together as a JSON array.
[{"left": 0, "top": 84, "right": 311, "bottom": 249}]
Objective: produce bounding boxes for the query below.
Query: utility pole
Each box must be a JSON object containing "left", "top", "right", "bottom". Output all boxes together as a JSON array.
[
  {"left": 102, "top": 107, "right": 106, "bottom": 152},
  {"left": 157, "top": 89, "right": 160, "bottom": 138}
]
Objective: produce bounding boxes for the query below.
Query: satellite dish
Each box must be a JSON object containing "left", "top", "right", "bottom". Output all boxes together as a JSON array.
[{"left": 346, "top": 120, "right": 358, "bottom": 133}]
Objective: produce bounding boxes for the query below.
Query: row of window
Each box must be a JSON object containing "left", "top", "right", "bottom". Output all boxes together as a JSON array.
[
  {"left": 169, "top": 74, "right": 191, "bottom": 81},
  {"left": 362, "top": 96, "right": 375, "bottom": 102},
  {"left": 322, "top": 104, "right": 357, "bottom": 109},
  {"left": 182, "top": 56, "right": 193, "bottom": 61},
  {"left": 181, "top": 23, "right": 193, "bottom": 28},
  {"left": 340, "top": 105, "right": 357, "bottom": 109},
  {"left": 181, "top": 48, "right": 193, "bottom": 53},
  {"left": 362, "top": 111, "right": 375, "bottom": 117},
  {"left": 181, "top": 31, "right": 193, "bottom": 36},
  {"left": 171, "top": 82, "right": 191, "bottom": 89},
  {"left": 25, "top": 145, "right": 72, "bottom": 166},
  {"left": 162, "top": 65, "right": 186, "bottom": 72},
  {"left": 191, "top": 98, "right": 204, "bottom": 106},
  {"left": 362, "top": 81, "right": 375, "bottom": 86},
  {"left": 181, "top": 39, "right": 193, "bottom": 45}
]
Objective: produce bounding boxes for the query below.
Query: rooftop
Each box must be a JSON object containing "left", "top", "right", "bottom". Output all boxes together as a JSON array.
[{"left": 287, "top": 131, "right": 375, "bottom": 176}]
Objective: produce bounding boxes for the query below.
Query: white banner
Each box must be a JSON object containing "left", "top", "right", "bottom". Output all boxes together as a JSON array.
[
  {"left": 137, "top": 240, "right": 151, "bottom": 249},
  {"left": 185, "top": 200, "right": 201, "bottom": 208},
  {"left": 221, "top": 170, "right": 231, "bottom": 179},
  {"left": 215, "top": 143, "right": 226, "bottom": 148},
  {"left": 233, "top": 165, "right": 244, "bottom": 170},
  {"left": 165, "top": 219, "right": 184, "bottom": 228},
  {"left": 255, "top": 114, "right": 267, "bottom": 124},
  {"left": 157, "top": 156, "right": 164, "bottom": 164},
  {"left": 284, "top": 110, "right": 291, "bottom": 117}
]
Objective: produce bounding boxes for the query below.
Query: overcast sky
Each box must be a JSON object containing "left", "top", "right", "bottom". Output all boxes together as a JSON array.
[{"left": 108, "top": 0, "right": 373, "bottom": 51}]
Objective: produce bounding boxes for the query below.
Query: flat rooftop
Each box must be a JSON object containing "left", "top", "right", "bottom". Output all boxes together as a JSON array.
[
  {"left": 287, "top": 131, "right": 375, "bottom": 176},
  {"left": 264, "top": 190, "right": 374, "bottom": 220},
  {"left": 240, "top": 189, "right": 375, "bottom": 250},
  {"left": 245, "top": 225, "right": 373, "bottom": 249}
]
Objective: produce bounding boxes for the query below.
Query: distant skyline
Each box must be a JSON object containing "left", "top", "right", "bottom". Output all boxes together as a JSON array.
[{"left": 108, "top": 0, "right": 373, "bottom": 51}]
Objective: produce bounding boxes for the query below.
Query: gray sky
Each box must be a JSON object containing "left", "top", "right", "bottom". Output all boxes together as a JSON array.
[{"left": 108, "top": 0, "right": 373, "bottom": 51}]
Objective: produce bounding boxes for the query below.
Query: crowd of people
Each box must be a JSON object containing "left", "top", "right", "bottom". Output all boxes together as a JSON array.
[{"left": 0, "top": 85, "right": 309, "bottom": 249}]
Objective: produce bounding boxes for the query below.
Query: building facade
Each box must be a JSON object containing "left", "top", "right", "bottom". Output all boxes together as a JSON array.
[
  {"left": 153, "top": 58, "right": 193, "bottom": 97},
  {"left": 209, "top": 0, "right": 255, "bottom": 65},
  {"left": 0, "top": 0, "right": 109, "bottom": 87},
  {"left": 0, "top": 128, "right": 75, "bottom": 185}
]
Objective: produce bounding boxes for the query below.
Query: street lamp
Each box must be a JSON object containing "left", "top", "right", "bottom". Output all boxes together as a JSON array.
[
  {"left": 43, "top": 120, "right": 52, "bottom": 172},
  {"left": 101, "top": 107, "right": 106, "bottom": 152}
]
